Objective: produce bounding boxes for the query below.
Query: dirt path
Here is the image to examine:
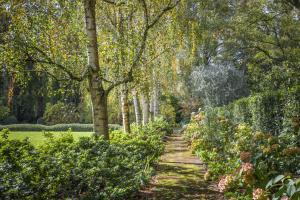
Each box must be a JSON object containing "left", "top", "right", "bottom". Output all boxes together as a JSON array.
[{"left": 137, "top": 131, "right": 224, "bottom": 200}]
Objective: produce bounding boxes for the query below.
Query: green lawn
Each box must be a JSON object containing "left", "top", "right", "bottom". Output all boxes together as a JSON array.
[{"left": 8, "top": 131, "right": 93, "bottom": 145}]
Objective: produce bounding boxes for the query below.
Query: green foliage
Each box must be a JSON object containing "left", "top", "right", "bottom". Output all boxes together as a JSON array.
[
  {"left": 43, "top": 102, "right": 80, "bottom": 125},
  {"left": 209, "top": 86, "right": 300, "bottom": 135},
  {"left": 249, "top": 91, "right": 283, "bottom": 134},
  {"left": 266, "top": 175, "right": 300, "bottom": 200},
  {"left": 184, "top": 87, "right": 300, "bottom": 199},
  {"left": 0, "top": 124, "right": 121, "bottom": 132},
  {"left": 160, "top": 103, "right": 176, "bottom": 125},
  {"left": 0, "top": 106, "right": 10, "bottom": 122},
  {"left": 283, "top": 86, "right": 300, "bottom": 134},
  {"left": 0, "top": 119, "right": 169, "bottom": 199},
  {"left": 1, "top": 115, "right": 18, "bottom": 125},
  {"left": 232, "top": 98, "right": 252, "bottom": 125}
]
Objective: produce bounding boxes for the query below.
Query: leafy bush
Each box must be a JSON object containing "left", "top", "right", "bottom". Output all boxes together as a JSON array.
[
  {"left": 0, "top": 123, "right": 121, "bottom": 132},
  {"left": 249, "top": 91, "right": 283, "bottom": 134},
  {"left": 43, "top": 102, "right": 80, "bottom": 125},
  {"left": 232, "top": 98, "right": 252, "bottom": 125},
  {"left": 265, "top": 175, "right": 300, "bottom": 199},
  {"left": 0, "top": 106, "right": 10, "bottom": 122},
  {"left": 0, "top": 118, "right": 168, "bottom": 199},
  {"left": 184, "top": 87, "right": 300, "bottom": 199},
  {"left": 283, "top": 86, "right": 300, "bottom": 134},
  {"left": 1, "top": 115, "right": 18, "bottom": 125}
]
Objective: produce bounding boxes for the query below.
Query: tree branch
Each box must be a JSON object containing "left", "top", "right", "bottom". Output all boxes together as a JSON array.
[{"left": 25, "top": 45, "right": 88, "bottom": 82}]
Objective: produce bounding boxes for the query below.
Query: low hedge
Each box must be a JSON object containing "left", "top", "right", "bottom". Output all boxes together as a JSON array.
[{"left": 0, "top": 123, "right": 121, "bottom": 132}]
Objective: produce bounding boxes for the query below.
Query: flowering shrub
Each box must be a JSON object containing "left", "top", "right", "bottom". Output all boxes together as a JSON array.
[
  {"left": 253, "top": 188, "right": 268, "bottom": 200},
  {"left": 184, "top": 106, "right": 300, "bottom": 199}
]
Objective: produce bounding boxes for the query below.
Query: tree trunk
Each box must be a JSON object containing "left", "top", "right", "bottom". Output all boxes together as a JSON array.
[
  {"left": 132, "top": 89, "right": 141, "bottom": 125},
  {"left": 84, "top": 0, "right": 109, "bottom": 139},
  {"left": 121, "top": 85, "right": 130, "bottom": 133},
  {"left": 0, "top": 64, "right": 8, "bottom": 105},
  {"left": 153, "top": 83, "right": 160, "bottom": 118},
  {"left": 149, "top": 96, "right": 154, "bottom": 121},
  {"left": 141, "top": 93, "right": 149, "bottom": 125},
  {"left": 90, "top": 83, "right": 109, "bottom": 139}
]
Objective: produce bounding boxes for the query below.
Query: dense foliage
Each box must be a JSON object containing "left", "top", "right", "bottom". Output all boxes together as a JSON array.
[
  {"left": 0, "top": 118, "right": 170, "bottom": 199},
  {"left": 0, "top": 124, "right": 121, "bottom": 132},
  {"left": 184, "top": 87, "right": 300, "bottom": 199}
]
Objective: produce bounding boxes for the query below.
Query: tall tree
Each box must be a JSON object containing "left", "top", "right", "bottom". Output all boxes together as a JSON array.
[{"left": 1, "top": 0, "right": 179, "bottom": 139}]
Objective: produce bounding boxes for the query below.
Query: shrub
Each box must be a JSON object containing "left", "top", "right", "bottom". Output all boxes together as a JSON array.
[
  {"left": 184, "top": 94, "right": 300, "bottom": 199},
  {"left": 0, "top": 123, "right": 121, "bottom": 132},
  {"left": 1, "top": 115, "right": 18, "bottom": 125},
  {"left": 232, "top": 98, "right": 252, "bottom": 125},
  {"left": 282, "top": 86, "right": 300, "bottom": 134},
  {"left": 0, "top": 118, "right": 169, "bottom": 199},
  {"left": 184, "top": 87, "right": 300, "bottom": 199},
  {"left": 249, "top": 91, "right": 283, "bottom": 134},
  {"left": 43, "top": 102, "right": 80, "bottom": 125},
  {"left": 0, "top": 106, "right": 10, "bottom": 122}
]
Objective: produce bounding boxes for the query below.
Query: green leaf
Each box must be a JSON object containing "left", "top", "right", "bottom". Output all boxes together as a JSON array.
[
  {"left": 273, "top": 185, "right": 287, "bottom": 199},
  {"left": 291, "top": 191, "right": 300, "bottom": 200},
  {"left": 288, "top": 185, "right": 296, "bottom": 196},
  {"left": 274, "top": 175, "right": 285, "bottom": 184}
]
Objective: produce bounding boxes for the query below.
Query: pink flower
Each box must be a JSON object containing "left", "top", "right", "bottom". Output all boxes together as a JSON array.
[
  {"left": 218, "top": 175, "right": 234, "bottom": 192},
  {"left": 253, "top": 188, "right": 268, "bottom": 200},
  {"left": 280, "top": 196, "right": 289, "bottom": 200},
  {"left": 242, "top": 162, "right": 254, "bottom": 175}
]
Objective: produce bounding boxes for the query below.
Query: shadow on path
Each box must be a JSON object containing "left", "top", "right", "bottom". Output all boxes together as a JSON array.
[{"left": 136, "top": 132, "right": 225, "bottom": 200}]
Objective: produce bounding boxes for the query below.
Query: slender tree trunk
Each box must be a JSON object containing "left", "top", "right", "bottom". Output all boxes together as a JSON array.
[
  {"left": 132, "top": 89, "right": 141, "bottom": 125},
  {"left": 153, "top": 83, "right": 160, "bottom": 118},
  {"left": 84, "top": 0, "right": 109, "bottom": 139},
  {"left": 121, "top": 85, "right": 130, "bottom": 133},
  {"left": 7, "top": 75, "right": 15, "bottom": 111},
  {"left": 1, "top": 64, "right": 8, "bottom": 105},
  {"left": 149, "top": 96, "right": 154, "bottom": 121},
  {"left": 141, "top": 93, "right": 149, "bottom": 125}
]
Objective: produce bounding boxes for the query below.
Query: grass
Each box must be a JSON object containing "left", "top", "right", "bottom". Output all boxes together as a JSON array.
[{"left": 8, "top": 131, "right": 93, "bottom": 145}]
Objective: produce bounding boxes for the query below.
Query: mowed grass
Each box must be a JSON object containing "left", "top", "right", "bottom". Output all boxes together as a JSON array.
[{"left": 8, "top": 131, "right": 93, "bottom": 145}]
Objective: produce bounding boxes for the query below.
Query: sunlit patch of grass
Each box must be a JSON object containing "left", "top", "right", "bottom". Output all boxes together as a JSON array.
[{"left": 8, "top": 131, "right": 93, "bottom": 145}]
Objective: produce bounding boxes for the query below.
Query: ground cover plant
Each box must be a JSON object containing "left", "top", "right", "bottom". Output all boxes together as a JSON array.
[{"left": 0, "top": 118, "right": 169, "bottom": 200}]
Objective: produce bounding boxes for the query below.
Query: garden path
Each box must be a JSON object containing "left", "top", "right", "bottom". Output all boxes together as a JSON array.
[{"left": 137, "top": 130, "right": 224, "bottom": 200}]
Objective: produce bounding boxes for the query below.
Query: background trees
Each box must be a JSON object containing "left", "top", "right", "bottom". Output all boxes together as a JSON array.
[
  {"left": 1, "top": 0, "right": 299, "bottom": 137},
  {"left": 0, "top": 0, "right": 179, "bottom": 138}
]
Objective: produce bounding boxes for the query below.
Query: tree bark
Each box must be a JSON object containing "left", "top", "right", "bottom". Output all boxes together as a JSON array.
[
  {"left": 84, "top": 0, "right": 109, "bottom": 139},
  {"left": 90, "top": 84, "right": 109, "bottom": 139},
  {"left": 141, "top": 92, "right": 149, "bottom": 125},
  {"left": 121, "top": 85, "right": 130, "bottom": 133},
  {"left": 132, "top": 89, "right": 141, "bottom": 125},
  {"left": 153, "top": 83, "right": 160, "bottom": 118},
  {"left": 149, "top": 96, "right": 154, "bottom": 121},
  {"left": 0, "top": 64, "right": 8, "bottom": 105}
]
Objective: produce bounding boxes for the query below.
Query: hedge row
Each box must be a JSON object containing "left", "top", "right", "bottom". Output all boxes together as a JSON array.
[
  {"left": 0, "top": 123, "right": 121, "bottom": 132},
  {"left": 211, "top": 85, "right": 300, "bottom": 134}
]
